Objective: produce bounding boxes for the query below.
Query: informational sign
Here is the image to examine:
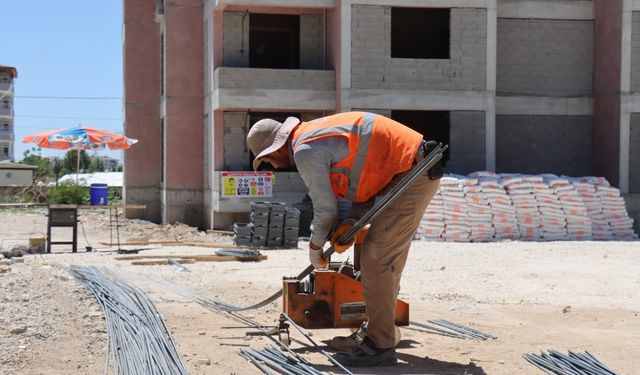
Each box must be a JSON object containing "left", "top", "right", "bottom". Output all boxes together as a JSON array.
[{"left": 221, "top": 171, "right": 274, "bottom": 197}]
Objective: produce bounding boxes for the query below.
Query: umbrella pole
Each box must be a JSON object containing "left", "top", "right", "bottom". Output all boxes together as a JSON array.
[{"left": 76, "top": 149, "right": 80, "bottom": 184}]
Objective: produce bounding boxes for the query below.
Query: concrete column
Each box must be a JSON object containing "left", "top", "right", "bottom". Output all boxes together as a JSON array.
[
  {"left": 485, "top": 0, "right": 497, "bottom": 171},
  {"left": 123, "top": 0, "right": 162, "bottom": 222},
  {"left": 620, "top": 0, "right": 633, "bottom": 193},
  {"left": 339, "top": 0, "right": 352, "bottom": 112},
  {"left": 163, "top": 0, "right": 205, "bottom": 227},
  {"left": 593, "top": 0, "right": 623, "bottom": 188}
]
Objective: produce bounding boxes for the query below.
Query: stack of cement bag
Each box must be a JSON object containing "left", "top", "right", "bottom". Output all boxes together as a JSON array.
[
  {"left": 534, "top": 177, "right": 568, "bottom": 241},
  {"left": 569, "top": 177, "right": 610, "bottom": 240},
  {"left": 471, "top": 172, "right": 519, "bottom": 240},
  {"left": 414, "top": 172, "right": 636, "bottom": 242},
  {"left": 233, "top": 202, "right": 301, "bottom": 248},
  {"left": 544, "top": 175, "right": 592, "bottom": 240},
  {"left": 440, "top": 176, "right": 470, "bottom": 242},
  {"left": 462, "top": 177, "right": 494, "bottom": 242},
  {"left": 502, "top": 175, "right": 542, "bottom": 240},
  {"left": 416, "top": 190, "right": 445, "bottom": 241},
  {"left": 571, "top": 176, "right": 636, "bottom": 240}
]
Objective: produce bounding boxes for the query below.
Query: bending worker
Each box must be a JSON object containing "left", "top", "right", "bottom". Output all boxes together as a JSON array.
[{"left": 247, "top": 111, "right": 441, "bottom": 367}]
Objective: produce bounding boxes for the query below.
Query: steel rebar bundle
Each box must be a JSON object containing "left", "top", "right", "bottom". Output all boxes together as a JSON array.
[
  {"left": 69, "top": 266, "right": 189, "bottom": 375},
  {"left": 523, "top": 350, "right": 617, "bottom": 375},
  {"left": 239, "top": 346, "right": 324, "bottom": 375}
]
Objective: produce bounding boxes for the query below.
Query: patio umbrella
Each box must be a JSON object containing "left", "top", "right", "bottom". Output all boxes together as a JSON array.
[{"left": 23, "top": 125, "right": 137, "bottom": 180}]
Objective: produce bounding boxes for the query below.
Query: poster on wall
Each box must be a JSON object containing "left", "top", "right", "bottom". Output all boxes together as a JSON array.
[{"left": 221, "top": 171, "right": 274, "bottom": 197}]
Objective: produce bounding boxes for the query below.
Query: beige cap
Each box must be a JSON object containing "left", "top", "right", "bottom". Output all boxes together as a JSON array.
[{"left": 247, "top": 117, "right": 300, "bottom": 171}]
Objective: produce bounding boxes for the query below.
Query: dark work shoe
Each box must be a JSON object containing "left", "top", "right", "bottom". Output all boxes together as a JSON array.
[
  {"left": 330, "top": 326, "right": 367, "bottom": 351},
  {"left": 333, "top": 337, "right": 398, "bottom": 367}
]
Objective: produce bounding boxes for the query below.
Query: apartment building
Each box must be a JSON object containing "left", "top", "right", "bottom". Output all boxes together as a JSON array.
[
  {"left": 0, "top": 65, "right": 17, "bottom": 162},
  {"left": 124, "top": 0, "right": 639, "bottom": 230}
]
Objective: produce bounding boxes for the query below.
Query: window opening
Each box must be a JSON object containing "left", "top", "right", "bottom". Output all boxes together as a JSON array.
[
  {"left": 391, "top": 110, "right": 450, "bottom": 164},
  {"left": 249, "top": 14, "right": 300, "bottom": 69},
  {"left": 391, "top": 8, "right": 450, "bottom": 59}
]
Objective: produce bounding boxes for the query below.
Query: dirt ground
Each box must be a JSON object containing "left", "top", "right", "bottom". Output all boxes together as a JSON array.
[{"left": 1, "top": 207, "right": 639, "bottom": 375}]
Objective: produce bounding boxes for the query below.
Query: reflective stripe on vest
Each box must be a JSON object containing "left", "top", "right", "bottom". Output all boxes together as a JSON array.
[{"left": 293, "top": 113, "right": 375, "bottom": 201}]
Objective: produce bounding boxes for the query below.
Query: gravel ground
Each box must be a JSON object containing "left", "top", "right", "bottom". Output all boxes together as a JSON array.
[{"left": 1, "top": 208, "right": 639, "bottom": 375}]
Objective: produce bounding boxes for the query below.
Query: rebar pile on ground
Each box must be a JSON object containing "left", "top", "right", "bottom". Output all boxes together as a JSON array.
[
  {"left": 408, "top": 319, "right": 497, "bottom": 340},
  {"left": 239, "top": 346, "right": 323, "bottom": 375},
  {"left": 69, "top": 266, "right": 188, "bottom": 375},
  {"left": 523, "top": 350, "right": 617, "bottom": 375}
]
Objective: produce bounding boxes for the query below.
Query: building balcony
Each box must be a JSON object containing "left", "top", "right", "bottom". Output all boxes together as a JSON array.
[
  {"left": 212, "top": 67, "right": 336, "bottom": 111},
  {"left": 214, "top": 0, "right": 335, "bottom": 9},
  {"left": 0, "top": 108, "right": 13, "bottom": 117},
  {"left": 0, "top": 131, "right": 12, "bottom": 141},
  {"left": 0, "top": 83, "right": 12, "bottom": 92}
]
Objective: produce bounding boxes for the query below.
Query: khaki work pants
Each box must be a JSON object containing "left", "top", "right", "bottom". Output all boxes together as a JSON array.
[{"left": 360, "top": 173, "right": 440, "bottom": 349}]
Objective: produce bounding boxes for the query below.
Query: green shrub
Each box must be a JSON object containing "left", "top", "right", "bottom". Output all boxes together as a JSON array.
[{"left": 46, "top": 181, "right": 89, "bottom": 205}]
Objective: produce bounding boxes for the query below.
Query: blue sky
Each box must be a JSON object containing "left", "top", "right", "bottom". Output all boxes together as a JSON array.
[{"left": 4, "top": 1, "right": 124, "bottom": 161}]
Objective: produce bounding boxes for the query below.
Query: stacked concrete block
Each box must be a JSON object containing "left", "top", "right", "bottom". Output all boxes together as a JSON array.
[
  {"left": 267, "top": 202, "right": 286, "bottom": 247},
  {"left": 283, "top": 208, "right": 300, "bottom": 248},
  {"left": 250, "top": 202, "right": 271, "bottom": 247}
]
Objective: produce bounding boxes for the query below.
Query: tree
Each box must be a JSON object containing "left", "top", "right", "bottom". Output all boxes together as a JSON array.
[
  {"left": 88, "top": 155, "right": 105, "bottom": 173},
  {"left": 62, "top": 150, "right": 91, "bottom": 174},
  {"left": 19, "top": 148, "right": 51, "bottom": 177}
]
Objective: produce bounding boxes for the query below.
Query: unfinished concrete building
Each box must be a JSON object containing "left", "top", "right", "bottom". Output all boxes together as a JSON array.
[
  {"left": 123, "top": 0, "right": 640, "bottom": 230},
  {"left": 0, "top": 66, "right": 17, "bottom": 162}
]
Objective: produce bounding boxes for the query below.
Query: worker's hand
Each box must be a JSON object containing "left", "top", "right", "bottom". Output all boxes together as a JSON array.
[
  {"left": 331, "top": 218, "right": 364, "bottom": 254},
  {"left": 309, "top": 246, "right": 329, "bottom": 269}
]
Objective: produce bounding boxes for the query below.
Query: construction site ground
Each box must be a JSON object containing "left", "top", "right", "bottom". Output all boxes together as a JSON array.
[{"left": 1, "top": 207, "right": 639, "bottom": 375}]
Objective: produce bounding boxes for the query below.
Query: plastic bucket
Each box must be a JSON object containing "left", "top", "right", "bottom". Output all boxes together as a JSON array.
[{"left": 90, "top": 183, "right": 109, "bottom": 206}]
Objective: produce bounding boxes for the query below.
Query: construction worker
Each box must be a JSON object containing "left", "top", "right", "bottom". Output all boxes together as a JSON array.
[{"left": 247, "top": 112, "right": 441, "bottom": 366}]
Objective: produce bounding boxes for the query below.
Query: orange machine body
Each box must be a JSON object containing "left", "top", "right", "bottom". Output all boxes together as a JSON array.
[{"left": 282, "top": 267, "right": 409, "bottom": 329}]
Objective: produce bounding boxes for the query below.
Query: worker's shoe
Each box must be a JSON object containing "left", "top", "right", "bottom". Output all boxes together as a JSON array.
[
  {"left": 333, "top": 337, "right": 398, "bottom": 367},
  {"left": 330, "top": 325, "right": 367, "bottom": 351}
]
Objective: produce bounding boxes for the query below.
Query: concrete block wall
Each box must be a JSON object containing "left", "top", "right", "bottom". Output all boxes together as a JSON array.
[
  {"left": 497, "top": 19, "right": 594, "bottom": 97},
  {"left": 630, "top": 114, "right": 640, "bottom": 192},
  {"left": 222, "top": 12, "right": 324, "bottom": 70},
  {"left": 631, "top": 12, "right": 640, "bottom": 92},
  {"left": 223, "top": 112, "right": 250, "bottom": 171},
  {"left": 223, "top": 11, "right": 249, "bottom": 67},
  {"left": 496, "top": 115, "right": 592, "bottom": 176},
  {"left": 447, "top": 111, "right": 486, "bottom": 174},
  {"left": 300, "top": 14, "right": 324, "bottom": 69},
  {"left": 351, "top": 6, "right": 486, "bottom": 90},
  {"left": 215, "top": 68, "right": 335, "bottom": 90}
]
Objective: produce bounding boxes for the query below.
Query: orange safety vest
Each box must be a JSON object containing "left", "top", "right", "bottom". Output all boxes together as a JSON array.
[{"left": 290, "top": 112, "right": 423, "bottom": 202}]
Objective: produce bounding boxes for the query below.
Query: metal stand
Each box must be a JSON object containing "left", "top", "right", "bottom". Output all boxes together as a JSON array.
[
  {"left": 47, "top": 205, "right": 78, "bottom": 253},
  {"left": 109, "top": 207, "right": 123, "bottom": 253}
]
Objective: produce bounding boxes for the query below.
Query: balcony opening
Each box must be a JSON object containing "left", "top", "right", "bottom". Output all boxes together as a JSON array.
[
  {"left": 391, "top": 110, "right": 450, "bottom": 164},
  {"left": 250, "top": 14, "right": 300, "bottom": 69},
  {"left": 249, "top": 112, "right": 300, "bottom": 171},
  {"left": 2, "top": 124, "right": 8, "bottom": 132},
  {"left": 391, "top": 7, "right": 450, "bottom": 59},
  {"left": 2, "top": 146, "right": 8, "bottom": 156}
]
